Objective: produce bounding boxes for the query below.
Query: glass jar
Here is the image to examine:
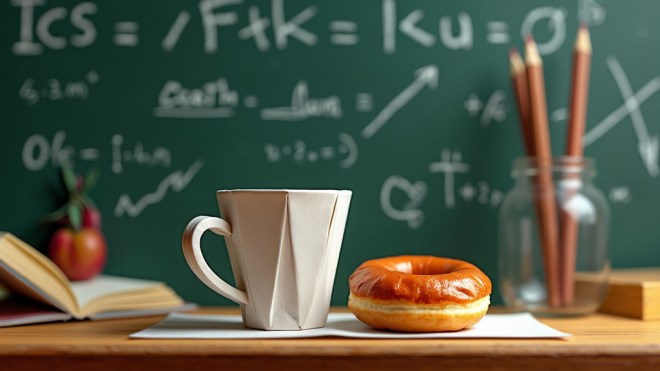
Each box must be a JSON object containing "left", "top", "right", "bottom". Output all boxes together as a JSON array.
[{"left": 498, "top": 157, "right": 610, "bottom": 316}]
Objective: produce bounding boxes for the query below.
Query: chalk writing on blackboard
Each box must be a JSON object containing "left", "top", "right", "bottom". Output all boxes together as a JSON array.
[
  {"left": 380, "top": 173, "right": 505, "bottom": 229},
  {"left": 18, "top": 70, "right": 99, "bottom": 105},
  {"left": 519, "top": 7, "right": 566, "bottom": 55},
  {"left": 458, "top": 182, "right": 504, "bottom": 207},
  {"left": 609, "top": 186, "right": 632, "bottom": 204},
  {"left": 578, "top": 0, "right": 607, "bottom": 27},
  {"left": 486, "top": 22, "right": 510, "bottom": 44},
  {"left": 551, "top": 108, "right": 568, "bottom": 123},
  {"left": 380, "top": 175, "right": 427, "bottom": 230},
  {"left": 21, "top": 131, "right": 203, "bottom": 218},
  {"left": 604, "top": 57, "right": 659, "bottom": 177},
  {"left": 264, "top": 133, "right": 358, "bottom": 169},
  {"left": 9, "top": 0, "right": 658, "bottom": 231},
  {"left": 162, "top": 10, "right": 190, "bottom": 52},
  {"left": 463, "top": 90, "right": 508, "bottom": 127},
  {"left": 428, "top": 149, "right": 470, "bottom": 209},
  {"left": 355, "top": 93, "right": 373, "bottom": 113},
  {"left": 113, "top": 21, "right": 139, "bottom": 47},
  {"left": 114, "top": 160, "right": 203, "bottom": 217},
  {"left": 21, "top": 131, "right": 174, "bottom": 175},
  {"left": 154, "top": 78, "right": 239, "bottom": 119},
  {"left": 261, "top": 81, "right": 343, "bottom": 121},
  {"left": 23, "top": 131, "right": 79, "bottom": 171},
  {"left": 328, "top": 20, "right": 359, "bottom": 46},
  {"left": 12, "top": 1, "right": 97, "bottom": 56},
  {"left": 379, "top": 148, "right": 504, "bottom": 229},
  {"left": 11, "top": 1, "right": 569, "bottom": 56},
  {"left": 111, "top": 135, "right": 172, "bottom": 174},
  {"left": 584, "top": 56, "right": 660, "bottom": 177},
  {"left": 361, "top": 65, "right": 438, "bottom": 140}
]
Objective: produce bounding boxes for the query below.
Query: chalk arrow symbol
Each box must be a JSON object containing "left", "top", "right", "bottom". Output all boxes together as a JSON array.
[
  {"left": 361, "top": 65, "right": 438, "bottom": 140},
  {"left": 638, "top": 135, "right": 660, "bottom": 177}
]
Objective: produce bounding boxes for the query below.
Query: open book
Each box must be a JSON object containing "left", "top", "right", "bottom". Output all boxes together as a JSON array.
[{"left": 0, "top": 232, "right": 193, "bottom": 327}]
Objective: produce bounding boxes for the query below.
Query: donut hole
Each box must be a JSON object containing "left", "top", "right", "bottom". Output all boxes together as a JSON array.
[{"left": 391, "top": 258, "right": 457, "bottom": 276}]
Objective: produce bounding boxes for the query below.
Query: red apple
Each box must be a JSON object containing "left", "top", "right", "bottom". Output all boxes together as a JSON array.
[
  {"left": 82, "top": 207, "right": 102, "bottom": 229},
  {"left": 56, "top": 207, "right": 102, "bottom": 230},
  {"left": 49, "top": 228, "right": 107, "bottom": 281}
]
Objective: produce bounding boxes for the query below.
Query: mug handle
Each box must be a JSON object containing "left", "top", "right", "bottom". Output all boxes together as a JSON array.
[{"left": 182, "top": 216, "right": 249, "bottom": 305}]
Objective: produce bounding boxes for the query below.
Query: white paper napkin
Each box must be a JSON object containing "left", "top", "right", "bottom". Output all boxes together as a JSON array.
[{"left": 130, "top": 312, "right": 570, "bottom": 339}]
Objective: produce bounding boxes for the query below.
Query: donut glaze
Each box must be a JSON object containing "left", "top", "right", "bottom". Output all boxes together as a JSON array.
[{"left": 348, "top": 255, "right": 492, "bottom": 332}]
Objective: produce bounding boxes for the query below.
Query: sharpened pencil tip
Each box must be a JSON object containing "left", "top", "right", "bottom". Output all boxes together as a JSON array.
[
  {"left": 575, "top": 25, "right": 592, "bottom": 52},
  {"left": 509, "top": 48, "right": 525, "bottom": 75},
  {"left": 524, "top": 37, "right": 541, "bottom": 65}
]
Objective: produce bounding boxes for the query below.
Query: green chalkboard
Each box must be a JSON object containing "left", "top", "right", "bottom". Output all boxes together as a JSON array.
[{"left": 2, "top": 0, "right": 660, "bottom": 306}]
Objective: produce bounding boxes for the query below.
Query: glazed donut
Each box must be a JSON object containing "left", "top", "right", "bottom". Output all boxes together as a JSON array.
[{"left": 348, "top": 255, "right": 491, "bottom": 332}]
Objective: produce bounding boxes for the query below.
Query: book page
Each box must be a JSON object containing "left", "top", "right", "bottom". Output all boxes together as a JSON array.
[
  {"left": 0, "top": 233, "right": 76, "bottom": 313},
  {"left": 0, "top": 261, "right": 69, "bottom": 313},
  {"left": 70, "top": 275, "right": 163, "bottom": 310}
]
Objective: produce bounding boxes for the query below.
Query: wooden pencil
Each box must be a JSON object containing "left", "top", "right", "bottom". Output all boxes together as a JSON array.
[
  {"left": 525, "top": 36, "right": 561, "bottom": 307},
  {"left": 561, "top": 25, "right": 592, "bottom": 306},
  {"left": 565, "top": 26, "right": 592, "bottom": 158},
  {"left": 510, "top": 48, "right": 541, "bottom": 285},
  {"left": 509, "top": 49, "right": 535, "bottom": 157}
]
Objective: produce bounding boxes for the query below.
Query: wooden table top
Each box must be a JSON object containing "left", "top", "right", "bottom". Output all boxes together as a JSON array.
[{"left": 2, "top": 307, "right": 660, "bottom": 371}]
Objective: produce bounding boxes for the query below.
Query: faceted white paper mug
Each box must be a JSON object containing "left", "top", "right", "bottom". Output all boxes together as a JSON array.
[{"left": 182, "top": 189, "right": 352, "bottom": 330}]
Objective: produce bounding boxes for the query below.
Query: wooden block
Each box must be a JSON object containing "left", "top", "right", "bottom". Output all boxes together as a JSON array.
[{"left": 598, "top": 268, "right": 660, "bottom": 320}]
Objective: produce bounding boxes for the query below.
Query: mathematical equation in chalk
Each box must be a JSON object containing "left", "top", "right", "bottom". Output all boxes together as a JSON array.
[
  {"left": 10, "top": 0, "right": 572, "bottom": 56},
  {"left": 379, "top": 148, "right": 504, "bottom": 229},
  {"left": 463, "top": 90, "right": 508, "bottom": 127},
  {"left": 20, "top": 131, "right": 203, "bottom": 218},
  {"left": 378, "top": 148, "right": 634, "bottom": 229},
  {"left": 154, "top": 79, "right": 346, "bottom": 121},
  {"left": 22, "top": 131, "right": 171, "bottom": 173},
  {"left": 18, "top": 71, "right": 99, "bottom": 105},
  {"left": 153, "top": 65, "right": 438, "bottom": 135},
  {"left": 264, "top": 133, "right": 358, "bottom": 169}
]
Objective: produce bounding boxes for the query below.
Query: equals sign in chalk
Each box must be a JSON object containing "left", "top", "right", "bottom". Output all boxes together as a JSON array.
[
  {"left": 355, "top": 93, "right": 373, "bottom": 112},
  {"left": 79, "top": 148, "right": 100, "bottom": 161},
  {"left": 486, "top": 21, "right": 510, "bottom": 44},
  {"left": 329, "top": 20, "right": 359, "bottom": 46},
  {"left": 114, "top": 22, "right": 139, "bottom": 47}
]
